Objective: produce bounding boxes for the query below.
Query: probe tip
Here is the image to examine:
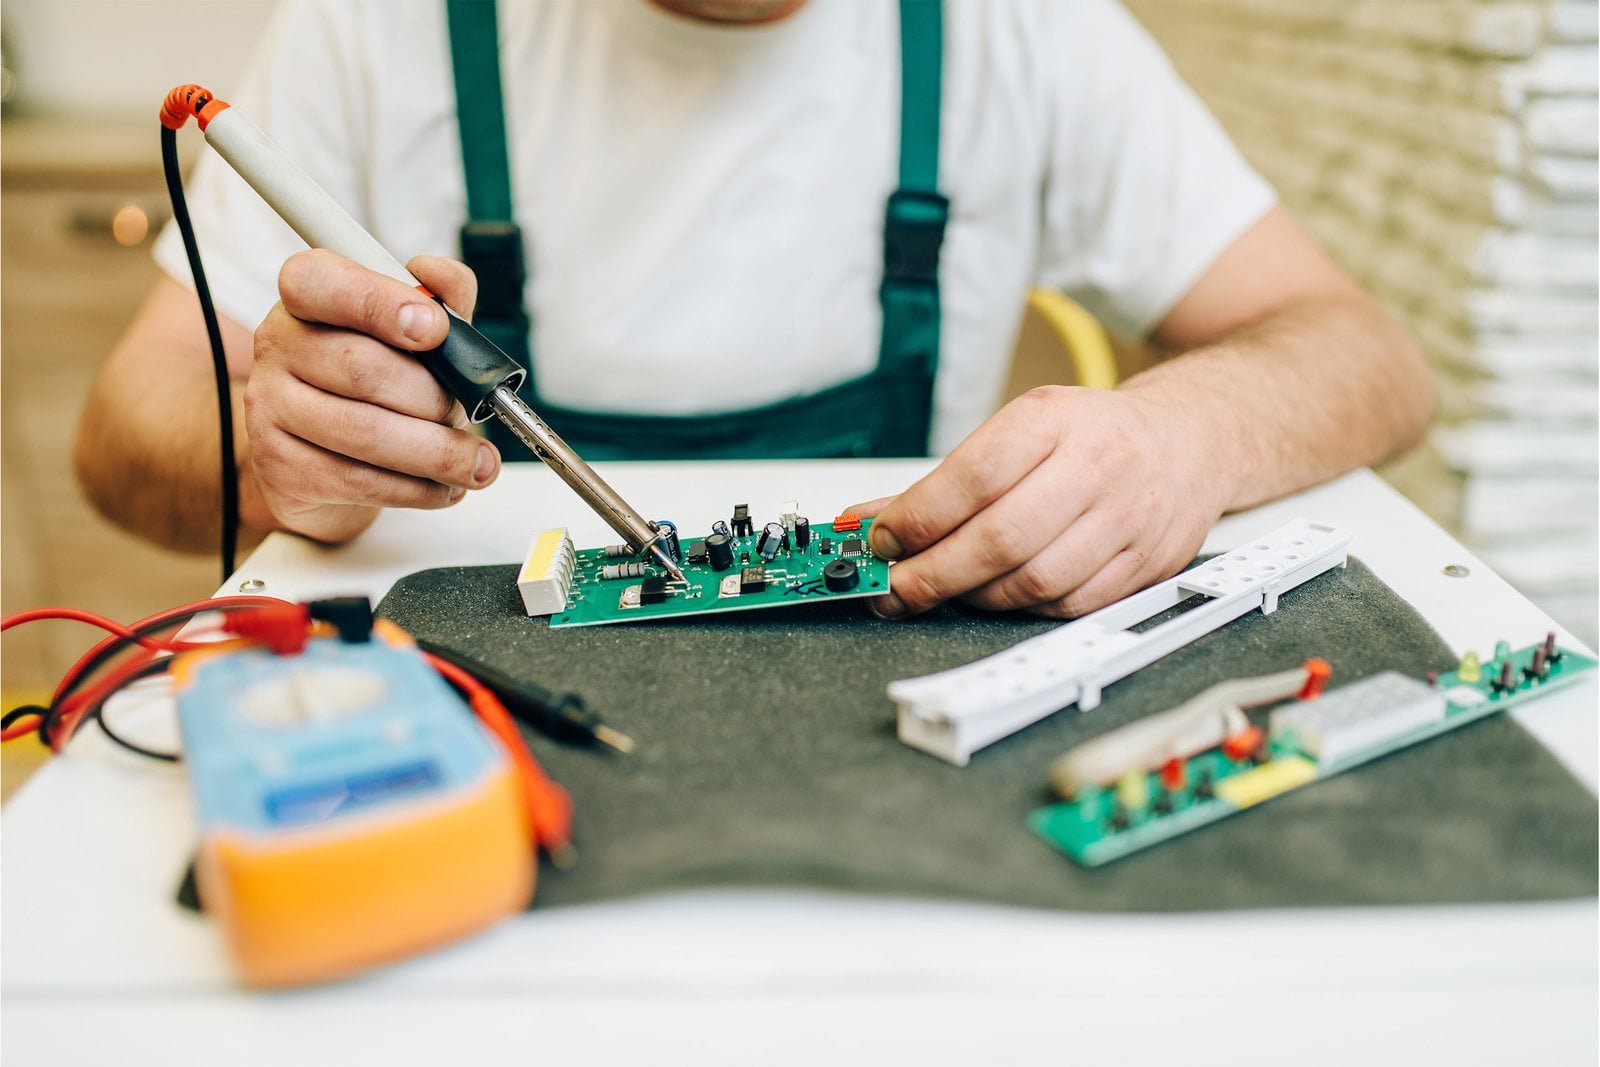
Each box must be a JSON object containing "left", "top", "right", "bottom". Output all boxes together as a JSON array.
[{"left": 593, "top": 724, "right": 636, "bottom": 754}]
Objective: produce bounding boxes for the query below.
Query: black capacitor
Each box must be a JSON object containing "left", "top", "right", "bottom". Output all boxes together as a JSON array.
[
  {"left": 823, "top": 558, "right": 859, "bottom": 592},
  {"left": 756, "top": 522, "right": 786, "bottom": 561},
  {"left": 652, "top": 520, "right": 682, "bottom": 566},
  {"left": 794, "top": 516, "right": 811, "bottom": 549},
  {"left": 711, "top": 520, "right": 732, "bottom": 540},
  {"left": 705, "top": 532, "right": 735, "bottom": 571}
]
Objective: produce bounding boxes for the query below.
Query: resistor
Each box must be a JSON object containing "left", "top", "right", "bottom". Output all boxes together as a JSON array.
[
  {"left": 1544, "top": 631, "right": 1562, "bottom": 665},
  {"left": 603, "top": 544, "right": 632, "bottom": 558},
  {"left": 601, "top": 562, "right": 646, "bottom": 580}
]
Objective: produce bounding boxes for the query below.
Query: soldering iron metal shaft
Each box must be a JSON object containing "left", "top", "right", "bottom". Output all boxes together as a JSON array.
[
  {"left": 193, "top": 98, "right": 683, "bottom": 580},
  {"left": 485, "top": 386, "right": 682, "bottom": 579}
]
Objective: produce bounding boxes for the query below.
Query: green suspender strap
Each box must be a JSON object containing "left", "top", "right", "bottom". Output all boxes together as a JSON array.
[
  {"left": 443, "top": 1, "right": 529, "bottom": 390},
  {"left": 445, "top": 0, "right": 948, "bottom": 460}
]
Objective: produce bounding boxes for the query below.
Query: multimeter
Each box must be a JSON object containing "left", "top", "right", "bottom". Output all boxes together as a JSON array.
[{"left": 172, "top": 619, "right": 533, "bottom": 987}]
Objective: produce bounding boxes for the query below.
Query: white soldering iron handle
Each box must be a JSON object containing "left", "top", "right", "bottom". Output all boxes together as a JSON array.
[{"left": 202, "top": 108, "right": 418, "bottom": 288}]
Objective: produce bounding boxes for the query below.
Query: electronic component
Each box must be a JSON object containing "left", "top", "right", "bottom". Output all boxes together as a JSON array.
[
  {"left": 600, "top": 562, "right": 646, "bottom": 581},
  {"left": 705, "top": 532, "right": 735, "bottom": 572},
  {"left": 840, "top": 538, "right": 864, "bottom": 558},
  {"left": 655, "top": 521, "right": 682, "bottom": 565},
  {"left": 544, "top": 513, "right": 889, "bottom": 627},
  {"left": 516, "top": 528, "right": 577, "bottom": 617},
  {"left": 823, "top": 558, "right": 860, "bottom": 592},
  {"left": 891, "top": 519, "right": 1353, "bottom": 766},
  {"left": 794, "top": 517, "right": 812, "bottom": 549},
  {"left": 1029, "top": 635, "right": 1597, "bottom": 867},
  {"left": 740, "top": 566, "right": 768, "bottom": 594},
  {"left": 603, "top": 544, "right": 631, "bottom": 558},
  {"left": 731, "top": 504, "right": 753, "bottom": 537},
  {"left": 712, "top": 520, "right": 732, "bottom": 540},
  {"left": 1047, "top": 663, "right": 1318, "bottom": 797},
  {"left": 757, "top": 522, "right": 786, "bottom": 561},
  {"left": 780, "top": 501, "right": 799, "bottom": 534},
  {"left": 1269, "top": 671, "right": 1444, "bottom": 765},
  {"left": 172, "top": 621, "right": 536, "bottom": 985},
  {"left": 639, "top": 577, "right": 671, "bottom": 605},
  {"left": 833, "top": 513, "right": 862, "bottom": 533}
]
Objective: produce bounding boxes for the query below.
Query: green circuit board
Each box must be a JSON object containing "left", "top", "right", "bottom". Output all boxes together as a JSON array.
[
  {"left": 547, "top": 514, "right": 891, "bottom": 628},
  {"left": 1028, "top": 639, "right": 1597, "bottom": 868}
]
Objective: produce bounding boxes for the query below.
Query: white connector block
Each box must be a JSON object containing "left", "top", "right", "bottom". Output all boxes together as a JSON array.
[
  {"left": 889, "top": 519, "right": 1352, "bottom": 766},
  {"left": 517, "top": 528, "right": 577, "bottom": 617},
  {"left": 1269, "top": 671, "right": 1445, "bottom": 765}
]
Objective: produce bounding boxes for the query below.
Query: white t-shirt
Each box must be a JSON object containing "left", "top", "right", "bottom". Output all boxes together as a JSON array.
[{"left": 155, "top": 0, "right": 1274, "bottom": 453}]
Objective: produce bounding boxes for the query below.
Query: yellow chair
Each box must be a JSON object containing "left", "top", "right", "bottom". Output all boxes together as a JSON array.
[{"left": 1026, "top": 288, "right": 1119, "bottom": 390}]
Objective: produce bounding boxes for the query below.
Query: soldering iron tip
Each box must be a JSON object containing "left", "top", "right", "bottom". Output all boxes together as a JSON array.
[{"left": 594, "top": 724, "right": 636, "bottom": 754}]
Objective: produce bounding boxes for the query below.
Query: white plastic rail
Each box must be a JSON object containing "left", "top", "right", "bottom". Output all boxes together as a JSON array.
[{"left": 889, "top": 518, "right": 1353, "bottom": 766}]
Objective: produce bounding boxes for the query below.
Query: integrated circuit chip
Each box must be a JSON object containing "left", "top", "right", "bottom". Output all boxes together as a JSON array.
[{"left": 739, "top": 566, "right": 768, "bottom": 594}]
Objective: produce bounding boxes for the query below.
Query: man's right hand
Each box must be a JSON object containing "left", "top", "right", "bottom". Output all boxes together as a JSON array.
[{"left": 245, "top": 250, "right": 502, "bottom": 543}]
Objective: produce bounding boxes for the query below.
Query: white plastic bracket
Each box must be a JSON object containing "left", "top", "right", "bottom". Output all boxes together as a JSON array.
[{"left": 889, "top": 518, "right": 1352, "bottom": 766}]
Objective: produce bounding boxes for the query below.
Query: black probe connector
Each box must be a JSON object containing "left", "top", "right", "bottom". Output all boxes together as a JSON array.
[{"left": 414, "top": 639, "right": 634, "bottom": 754}]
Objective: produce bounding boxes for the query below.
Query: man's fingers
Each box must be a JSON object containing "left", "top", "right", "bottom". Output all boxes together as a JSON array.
[
  {"left": 250, "top": 425, "right": 467, "bottom": 512},
  {"left": 272, "top": 319, "right": 460, "bottom": 424},
  {"left": 868, "top": 392, "right": 1059, "bottom": 561},
  {"left": 871, "top": 457, "right": 1097, "bottom": 617},
  {"left": 408, "top": 255, "right": 478, "bottom": 321},
  {"left": 956, "top": 511, "right": 1134, "bottom": 614},
  {"left": 269, "top": 377, "right": 499, "bottom": 490},
  {"left": 843, "top": 495, "right": 896, "bottom": 519},
  {"left": 278, "top": 249, "right": 449, "bottom": 350}
]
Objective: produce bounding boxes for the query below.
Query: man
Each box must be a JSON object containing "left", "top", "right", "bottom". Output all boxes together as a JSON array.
[{"left": 76, "top": 0, "right": 1432, "bottom": 621}]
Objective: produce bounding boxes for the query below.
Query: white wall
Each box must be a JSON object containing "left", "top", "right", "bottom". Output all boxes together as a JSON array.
[{"left": 3, "top": 0, "right": 278, "bottom": 119}]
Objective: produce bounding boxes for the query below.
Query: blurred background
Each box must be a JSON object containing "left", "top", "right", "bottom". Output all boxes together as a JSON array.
[{"left": 2, "top": 0, "right": 1595, "bottom": 727}]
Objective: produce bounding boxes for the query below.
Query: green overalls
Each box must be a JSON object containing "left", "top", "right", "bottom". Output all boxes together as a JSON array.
[{"left": 445, "top": 0, "right": 948, "bottom": 460}]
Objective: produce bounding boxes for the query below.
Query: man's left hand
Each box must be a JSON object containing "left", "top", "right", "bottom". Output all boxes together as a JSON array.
[{"left": 848, "top": 384, "right": 1223, "bottom": 620}]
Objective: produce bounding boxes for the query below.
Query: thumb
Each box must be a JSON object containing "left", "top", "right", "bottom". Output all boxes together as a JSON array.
[{"left": 407, "top": 255, "right": 479, "bottom": 322}]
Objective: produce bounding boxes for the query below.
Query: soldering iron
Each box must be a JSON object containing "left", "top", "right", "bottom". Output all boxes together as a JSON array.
[{"left": 160, "top": 85, "right": 684, "bottom": 582}]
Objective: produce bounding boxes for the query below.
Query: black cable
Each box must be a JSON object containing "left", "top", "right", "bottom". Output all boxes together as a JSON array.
[
  {"left": 162, "top": 124, "right": 238, "bottom": 582},
  {"left": 92, "top": 658, "right": 181, "bottom": 762},
  {"left": 3, "top": 705, "right": 46, "bottom": 730},
  {"left": 40, "top": 606, "right": 212, "bottom": 747}
]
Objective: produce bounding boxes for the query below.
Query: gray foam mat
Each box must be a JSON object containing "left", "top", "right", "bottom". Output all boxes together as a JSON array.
[{"left": 377, "top": 559, "right": 1599, "bottom": 911}]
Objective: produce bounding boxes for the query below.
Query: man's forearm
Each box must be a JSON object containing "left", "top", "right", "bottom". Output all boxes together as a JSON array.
[
  {"left": 1117, "top": 294, "right": 1433, "bottom": 515},
  {"left": 75, "top": 358, "right": 275, "bottom": 555}
]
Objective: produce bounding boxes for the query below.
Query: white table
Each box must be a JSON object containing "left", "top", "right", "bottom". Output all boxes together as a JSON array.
[{"left": 4, "top": 463, "right": 1596, "bottom": 1066}]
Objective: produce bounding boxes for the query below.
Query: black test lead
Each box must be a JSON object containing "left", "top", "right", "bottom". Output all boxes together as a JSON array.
[{"left": 414, "top": 640, "right": 635, "bottom": 753}]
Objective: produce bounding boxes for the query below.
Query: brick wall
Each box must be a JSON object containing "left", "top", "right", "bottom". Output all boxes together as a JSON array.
[{"left": 1127, "top": 0, "right": 1599, "bottom": 645}]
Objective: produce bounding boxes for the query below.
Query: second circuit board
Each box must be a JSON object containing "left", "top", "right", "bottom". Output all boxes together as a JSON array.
[{"left": 547, "top": 510, "right": 890, "bottom": 628}]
